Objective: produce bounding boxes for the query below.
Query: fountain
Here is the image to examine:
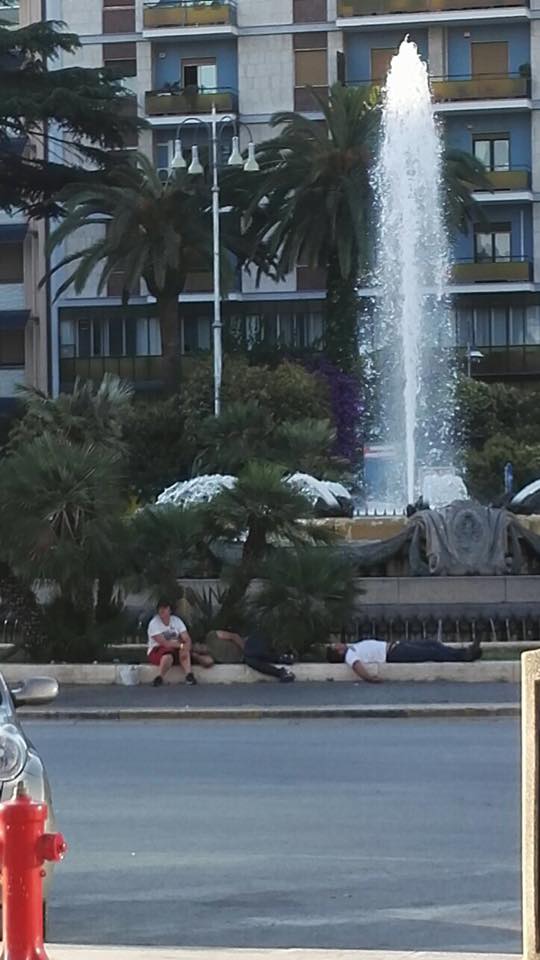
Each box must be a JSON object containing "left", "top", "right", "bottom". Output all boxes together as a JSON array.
[{"left": 371, "top": 38, "right": 456, "bottom": 508}]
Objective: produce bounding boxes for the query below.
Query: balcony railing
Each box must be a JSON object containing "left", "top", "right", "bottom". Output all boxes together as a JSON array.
[
  {"left": 481, "top": 168, "right": 531, "bottom": 190},
  {"left": 60, "top": 355, "right": 197, "bottom": 389},
  {"left": 338, "top": 0, "right": 525, "bottom": 14},
  {"left": 432, "top": 73, "right": 530, "bottom": 101},
  {"left": 461, "top": 345, "right": 540, "bottom": 378},
  {"left": 143, "top": 0, "right": 236, "bottom": 30},
  {"left": 145, "top": 87, "right": 238, "bottom": 116},
  {"left": 452, "top": 258, "right": 532, "bottom": 283}
]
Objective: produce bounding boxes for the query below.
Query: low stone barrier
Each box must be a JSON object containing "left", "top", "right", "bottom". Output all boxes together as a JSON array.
[{"left": 0, "top": 661, "right": 520, "bottom": 685}]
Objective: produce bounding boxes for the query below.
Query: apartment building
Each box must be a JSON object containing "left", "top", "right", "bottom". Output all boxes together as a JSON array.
[
  {"left": 0, "top": 1, "right": 49, "bottom": 413},
  {"left": 13, "top": 0, "right": 540, "bottom": 395}
]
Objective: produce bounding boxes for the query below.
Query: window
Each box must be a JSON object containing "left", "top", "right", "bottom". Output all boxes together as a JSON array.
[
  {"left": 0, "top": 331, "right": 24, "bottom": 366},
  {"left": 491, "top": 307, "right": 508, "bottom": 346},
  {"left": 103, "top": 41, "right": 137, "bottom": 79},
  {"left": 471, "top": 41, "right": 508, "bottom": 77},
  {"left": 473, "top": 136, "right": 509, "bottom": 171},
  {"left": 78, "top": 319, "right": 109, "bottom": 358},
  {"left": 509, "top": 306, "right": 525, "bottom": 344},
  {"left": 60, "top": 319, "right": 76, "bottom": 358},
  {"left": 454, "top": 304, "right": 531, "bottom": 348},
  {"left": 293, "top": 0, "right": 327, "bottom": 21},
  {"left": 474, "top": 308, "right": 490, "bottom": 346},
  {"left": 474, "top": 223, "right": 511, "bottom": 262},
  {"left": 525, "top": 307, "right": 540, "bottom": 345},
  {"left": 136, "top": 318, "right": 161, "bottom": 356},
  {"left": 456, "top": 308, "right": 472, "bottom": 346},
  {"left": 103, "top": 0, "right": 135, "bottom": 34},
  {"left": 182, "top": 60, "right": 217, "bottom": 91},
  {"left": 371, "top": 48, "right": 396, "bottom": 83},
  {"left": 294, "top": 33, "right": 327, "bottom": 111},
  {"left": 0, "top": 243, "right": 23, "bottom": 283}
]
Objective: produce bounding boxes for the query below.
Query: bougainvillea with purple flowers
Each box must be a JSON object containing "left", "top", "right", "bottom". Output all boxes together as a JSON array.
[{"left": 303, "top": 357, "right": 363, "bottom": 466}]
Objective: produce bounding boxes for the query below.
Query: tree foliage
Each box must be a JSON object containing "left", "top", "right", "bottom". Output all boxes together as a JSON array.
[
  {"left": 47, "top": 153, "right": 268, "bottom": 390},
  {"left": 0, "top": 435, "right": 126, "bottom": 609},
  {"left": 8, "top": 373, "right": 133, "bottom": 453},
  {"left": 0, "top": 19, "right": 142, "bottom": 215},
  {"left": 247, "top": 547, "right": 356, "bottom": 657},
  {"left": 456, "top": 377, "right": 540, "bottom": 501}
]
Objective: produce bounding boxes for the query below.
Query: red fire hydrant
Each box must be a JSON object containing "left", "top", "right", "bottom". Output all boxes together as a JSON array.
[{"left": 0, "top": 783, "right": 67, "bottom": 960}]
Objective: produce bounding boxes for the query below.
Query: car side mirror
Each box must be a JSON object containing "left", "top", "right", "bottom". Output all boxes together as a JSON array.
[{"left": 10, "top": 677, "right": 59, "bottom": 708}]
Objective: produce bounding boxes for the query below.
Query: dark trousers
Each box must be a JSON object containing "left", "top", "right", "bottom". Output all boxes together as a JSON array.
[
  {"left": 244, "top": 632, "right": 283, "bottom": 679},
  {"left": 244, "top": 656, "right": 284, "bottom": 679},
  {"left": 386, "top": 639, "right": 470, "bottom": 663}
]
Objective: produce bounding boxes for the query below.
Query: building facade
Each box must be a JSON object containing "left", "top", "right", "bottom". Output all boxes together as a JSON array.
[{"left": 11, "top": 0, "right": 540, "bottom": 395}]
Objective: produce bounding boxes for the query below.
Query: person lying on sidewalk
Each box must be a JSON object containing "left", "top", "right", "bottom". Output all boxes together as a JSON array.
[
  {"left": 147, "top": 598, "right": 205, "bottom": 687},
  {"left": 211, "top": 629, "right": 296, "bottom": 683},
  {"left": 326, "top": 636, "right": 482, "bottom": 683}
]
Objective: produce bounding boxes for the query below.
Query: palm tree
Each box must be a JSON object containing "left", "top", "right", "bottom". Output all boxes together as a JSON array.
[
  {"left": 232, "top": 83, "right": 489, "bottom": 373},
  {"left": 47, "top": 152, "right": 254, "bottom": 393},
  {"left": 8, "top": 373, "right": 133, "bottom": 453},
  {"left": 209, "top": 460, "right": 330, "bottom": 564},
  {"left": 0, "top": 435, "right": 126, "bottom": 614},
  {"left": 233, "top": 83, "right": 379, "bottom": 374},
  {"left": 126, "top": 502, "right": 217, "bottom": 600},
  {"left": 247, "top": 547, "right": 356, "bottom": 658}
]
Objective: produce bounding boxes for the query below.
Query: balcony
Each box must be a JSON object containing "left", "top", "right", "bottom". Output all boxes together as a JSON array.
[
  {"left": 463, "top": 345, "right": 540, "bottom": 379},
  {"left": 145, "top": 87, "right": 237, "bottom": 117},
  {"left": 338, "top": 0, "right": 524, "bottom": 14},
  {"left": 144, "top": 0, "right": 236, "bottom": 31},
  {"left": 452, "top": 258, "right": 532, "bottom": 283},
  {"left": 483, "top": 168, "right": 530, "bottom": 190},
  {"left": 432, "top": 73, "right": 529, "bottom": 101},
  {"left": 60, "top": 355, "right": 195, "bottom": 391}
]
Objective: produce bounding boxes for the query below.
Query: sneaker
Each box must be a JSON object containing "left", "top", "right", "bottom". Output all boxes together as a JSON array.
[
  {"left": 278, "top": 668, "right": 295, "bottom": 683},
  {"left": 185, "top": 672, "right": 198, "bottom": 686},
  {"left": 152, "top": 676, "right": 163, "bottom": 688}
]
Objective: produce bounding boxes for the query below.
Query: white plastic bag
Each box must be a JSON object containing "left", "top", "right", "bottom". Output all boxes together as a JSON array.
[{"left": 117, "top": 664, "right": 140, "bottom": 686}]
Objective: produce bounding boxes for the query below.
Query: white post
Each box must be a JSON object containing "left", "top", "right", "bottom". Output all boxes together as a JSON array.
[
  {"left": 522, "top": 649, "right": 540, "bottom": 960},
  {"left": 211, "top": 103, "right": 222, "bottom": 417}
]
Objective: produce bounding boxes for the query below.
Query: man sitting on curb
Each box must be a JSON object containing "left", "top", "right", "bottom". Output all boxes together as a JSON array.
[
  {"left": 147, "top": 598, "right": 200, "bottom": 687},
  {"left": 326, "top": 636, "right": 482, "bottom": 683}
]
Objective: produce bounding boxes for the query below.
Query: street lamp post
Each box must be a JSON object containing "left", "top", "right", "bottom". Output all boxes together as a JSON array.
[{"left": 170, "top": 104, "right": 259, "bottom": 416}]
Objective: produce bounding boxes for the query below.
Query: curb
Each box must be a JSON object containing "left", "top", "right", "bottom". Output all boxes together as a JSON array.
[
  {"left": 2, "top": 661, "right": 522, "bottom": 685},
  {"left": 19, "top": 703, "right": 520, "bottom": 721}
]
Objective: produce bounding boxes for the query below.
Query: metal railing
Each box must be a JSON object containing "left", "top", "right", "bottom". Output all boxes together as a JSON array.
[
  {"left": 143, "top": 0, "right": 236, "bottom": 29},
  {"left": 145, "top": 87, "right": 238, "bottom": 116},
  {"left": 60, "top": 355, "right": 195, "bottom": 389},
  {"left": 351, "top": 606, "right": 540, "bottom": 644}
]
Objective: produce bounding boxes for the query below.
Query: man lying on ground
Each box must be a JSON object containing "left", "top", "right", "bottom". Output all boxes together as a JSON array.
[
  {"left": 211, "top": 630, "right": 296, "bottom": 683},
  {"left": 326, "top": 636, "right": 482, "bottom": 683}
]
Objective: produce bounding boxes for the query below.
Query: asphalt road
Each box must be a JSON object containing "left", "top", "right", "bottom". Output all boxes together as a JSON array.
[
  {"left": 31, "top": 680, "right": 520, "bottom": 710},
  {"left": 26, "top": 718, "right": 521, "bottom": 952}
]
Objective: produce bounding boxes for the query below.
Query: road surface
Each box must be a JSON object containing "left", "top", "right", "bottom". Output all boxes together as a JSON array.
[{"left": 26, "top": 718, "right": 520, "bottom": 952}]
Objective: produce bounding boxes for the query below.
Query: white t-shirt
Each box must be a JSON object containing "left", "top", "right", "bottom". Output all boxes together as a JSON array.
[
  {"left": 147, "top": 614, "right": 187, "bottom": 653},
  {"left": 345, "top": 639, "right": 387, "bottom": 666}
]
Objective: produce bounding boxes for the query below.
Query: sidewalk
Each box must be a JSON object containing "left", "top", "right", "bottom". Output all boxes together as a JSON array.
[
  {"left": 49, "top": 948, "right": 519, "bottom": 960},
  {"left": 20, "top": 680, "right": 520, "bottom": 720}
]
